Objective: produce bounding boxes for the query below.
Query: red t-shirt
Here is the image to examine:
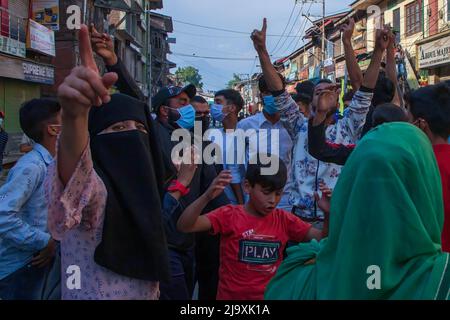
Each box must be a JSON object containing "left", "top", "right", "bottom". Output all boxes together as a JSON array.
[
  {"left": 206, "top": 205, "right": 312, "bottom": 300},
  {"left": 434, "top": 144, "right": 450, "bottom": 252}
]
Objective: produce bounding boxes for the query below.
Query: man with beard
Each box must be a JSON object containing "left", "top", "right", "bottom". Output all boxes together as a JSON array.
[
  {"left": 192, "top": 96, "right": 211, "bottom": 136},
  {"left": 49, "top": 25, "right": 169, "bottom": 300}
]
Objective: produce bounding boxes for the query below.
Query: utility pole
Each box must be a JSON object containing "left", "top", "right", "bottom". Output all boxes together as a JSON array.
[
  {"left": 321, "top": 0, "right": 325, "bottom": 78},
  {"left": 144, "top": 9, "right": 155, "bottom": 103},
  {"left": 301, "top": 0, "right": 326, "bottom": 78}
]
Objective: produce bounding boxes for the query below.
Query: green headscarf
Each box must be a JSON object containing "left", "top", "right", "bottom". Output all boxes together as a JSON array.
[{"left": 266, "top": 122, "right": 450, "bottom": 300}]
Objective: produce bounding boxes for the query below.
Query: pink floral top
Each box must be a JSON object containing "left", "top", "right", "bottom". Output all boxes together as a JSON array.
[{"left": 45, "top": 143, "right": 159, "bottom": 300}]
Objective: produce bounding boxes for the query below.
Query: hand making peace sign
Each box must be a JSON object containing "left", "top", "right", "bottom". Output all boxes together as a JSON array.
[{"left": 57, "top": 24, "right": 118, "bottom": 118}]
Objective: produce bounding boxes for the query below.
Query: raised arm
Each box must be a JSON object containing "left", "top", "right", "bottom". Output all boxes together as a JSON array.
[
  {"left": 362, "top": 28, "right": 390, "bottom": 89},
  {"left": 251, "top": 18, "right": 305, "bottom": 140},
  {"left": 341, "top": 18, "right": 363, "bottom": 91},
  {"left": 385, "top": 30, "right": 402, "bottom": 107},
  {"left": 177, "top": 170, "right": 232, "bottom": 233},
  {"left": 90, "top": 24, "right": 144, "bottom": 101},
  {"left": 57, "top": 25, "right": 117, "bottom": 186},
  {"left": 333, "top": 28, "right": 390, "bottom": 142},
  {"left": 251, "top": 18, "right": 283, "bottom": 92}
]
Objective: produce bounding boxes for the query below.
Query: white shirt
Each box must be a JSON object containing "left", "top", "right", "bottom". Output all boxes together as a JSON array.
[{"left": 235, "top": 112, "right": 294, "bottom": 211}]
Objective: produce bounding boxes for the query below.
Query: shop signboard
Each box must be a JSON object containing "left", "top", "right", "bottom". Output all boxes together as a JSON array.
[
  {"left": 418, "top": 36, "right": 450, "bottom": 69},
  {"left": 32, "top": 0, "right": 60, "bottom": 31},
  {"left": 26, "top": 19, "right": 55, "bottom": 56}
]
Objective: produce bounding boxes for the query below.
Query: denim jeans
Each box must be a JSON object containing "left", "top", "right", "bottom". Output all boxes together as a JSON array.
[
  {"left": 159, "top": 248, "right": 194, "bottom": 300},
  {"left": 0, "top": 246, "right": 61, "bottom": 300}
]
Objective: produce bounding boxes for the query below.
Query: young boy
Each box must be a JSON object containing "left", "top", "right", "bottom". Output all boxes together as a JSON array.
[{"left": 177, "top": 156, "right": 328, "bottom": 300}]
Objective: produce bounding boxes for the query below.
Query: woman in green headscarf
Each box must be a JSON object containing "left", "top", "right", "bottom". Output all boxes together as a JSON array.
[{"left": 265, "top": 122, "right": 450, "bottom": 300}]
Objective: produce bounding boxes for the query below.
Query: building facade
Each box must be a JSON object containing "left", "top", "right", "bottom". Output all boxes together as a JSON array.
[
  {"left": 274, "top": 0, "right": 450, "bottom": 92},
  {"left": 150, "top": 11, "right": 175, "bottom": 96},
  {"left": 1, "top": 0, "right": 56, "bottom": 161}
]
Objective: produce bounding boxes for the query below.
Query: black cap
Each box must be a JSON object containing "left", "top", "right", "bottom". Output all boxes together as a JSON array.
[{"left": 152, "top": 84, "right": 197, "bottom": 111}]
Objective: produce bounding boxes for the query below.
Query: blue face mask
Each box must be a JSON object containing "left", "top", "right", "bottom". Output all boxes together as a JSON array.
[
  {"left": 176, "top": 104, "right": 196, "bottom": 129},
  {"left": 210, "top": 103, "right": 226, "bottom": 122},
  {"left": 263, "top": 95, "right": 278, "bottom": 115},
  {"left": 0, "top": 119, "right": 3, "bottom": 127}
]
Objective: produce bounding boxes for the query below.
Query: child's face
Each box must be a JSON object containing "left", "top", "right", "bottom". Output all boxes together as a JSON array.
[{"left": 244, "top": 182, "right": 283, "bottom": 216}]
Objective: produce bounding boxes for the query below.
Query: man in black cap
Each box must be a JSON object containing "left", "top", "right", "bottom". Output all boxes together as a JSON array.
[{"left": 152, "top": 85, "right": 230, "bottom": 301}]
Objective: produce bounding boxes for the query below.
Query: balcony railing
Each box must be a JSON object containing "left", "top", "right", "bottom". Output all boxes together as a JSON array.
[{"left": 0, "top": 6, "right": 27, "bottom": 58}]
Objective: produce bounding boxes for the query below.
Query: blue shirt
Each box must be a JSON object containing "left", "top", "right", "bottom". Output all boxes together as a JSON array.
[{"left": 0, "top": 144, "right": 53, "bottom": 280}]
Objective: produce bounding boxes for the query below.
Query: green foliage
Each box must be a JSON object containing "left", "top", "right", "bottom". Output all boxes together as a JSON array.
[
  {"left": 175, "top": 66, "right": 203, "bottom": 89},
  {"left": 227, "top": 73, "right": 242, "bottom": 88}
]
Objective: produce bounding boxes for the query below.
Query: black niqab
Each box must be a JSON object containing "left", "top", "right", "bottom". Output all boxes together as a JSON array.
[{"left": 88, "top": 93, "right": 169, "bottom": 282}]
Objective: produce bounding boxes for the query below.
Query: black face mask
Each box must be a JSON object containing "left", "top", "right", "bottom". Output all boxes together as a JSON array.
[
  {"left": 194, "top": 115, "right": 210, "bottom": 135},
  {"left": 167, "top": 107, "right": 181, "bottom": 128},
  {"left": 90, "top": 130, "right": 169, "bottom": 282}
]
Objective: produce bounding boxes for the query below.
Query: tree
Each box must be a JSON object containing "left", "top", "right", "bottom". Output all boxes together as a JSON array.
[
  {"left": 175, "top": 66, "right": 203, "bottom": 89},
  {"left": 227, "top": 73, "right": 242, "bottom": 89}
]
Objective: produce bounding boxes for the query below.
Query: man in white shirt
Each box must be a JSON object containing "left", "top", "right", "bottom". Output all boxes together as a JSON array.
[
  {"left": 209, "top": 89, "right": 246, "bottom": 205},
  {"left": 235, "top": 75, "right": 294, "bottom": 212}
]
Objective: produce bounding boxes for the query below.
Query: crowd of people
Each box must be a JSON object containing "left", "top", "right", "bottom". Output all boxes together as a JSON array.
[{"left": 0, "top": 17, "right": 449, "bottom": 300}]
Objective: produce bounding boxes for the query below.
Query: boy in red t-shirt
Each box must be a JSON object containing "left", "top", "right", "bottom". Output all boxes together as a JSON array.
[{"left": 177, "top": 156, "right": 329, "bottom": 300}]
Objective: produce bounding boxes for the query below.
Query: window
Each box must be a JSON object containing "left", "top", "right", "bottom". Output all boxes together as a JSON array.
[
  {"left": 308, "top": 48, "right": 315, "bottom": 66},
  {"left": 334, "top": 38, "right": 342, "bottom": 58},
  {"left": 126, "top": 14, "right": 137, "bottom": 38},
  {"left": 405, "top": 0, "right": 422, "bottom": 36},
  {"left": 299, "top": 54, "right": 305, "bottom": 68},
  {"left": 326, "top": 40, "right": 334, "bottom": 60},
  {"left": 393, "top": 8, "right": 401, "bottom": 43},
  {"left": 0, "top": 0, "right": 9, "bottom": 37}
]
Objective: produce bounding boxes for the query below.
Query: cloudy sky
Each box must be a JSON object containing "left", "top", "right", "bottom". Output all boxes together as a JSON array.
[{"left": 159, "top": 0, "right": 354, "bottom": 92}]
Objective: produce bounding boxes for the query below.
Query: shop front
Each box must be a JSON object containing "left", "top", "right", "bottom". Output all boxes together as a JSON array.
[
  {"left": 417, "top": 31, "right": 450, "bottom": 84},
  {"left": 0, "top": 54, "right": 54, "bottom": 158}
]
